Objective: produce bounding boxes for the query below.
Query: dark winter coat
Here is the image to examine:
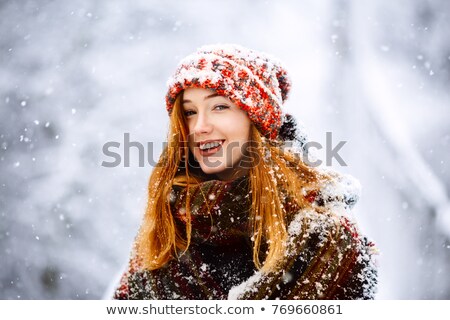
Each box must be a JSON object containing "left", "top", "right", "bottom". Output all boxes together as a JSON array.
[{"left": 113, "top": 173, "right": 378, "bottom": 300}]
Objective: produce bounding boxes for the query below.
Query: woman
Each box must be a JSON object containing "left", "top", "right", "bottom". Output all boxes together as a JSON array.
[{"left": 113, "top": 44, "right": 378, "bottom": 299}]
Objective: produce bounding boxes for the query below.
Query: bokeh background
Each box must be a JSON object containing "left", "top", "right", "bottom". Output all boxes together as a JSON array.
[{"left": 1, "top": 0, "right": 449, "bottom": 299}]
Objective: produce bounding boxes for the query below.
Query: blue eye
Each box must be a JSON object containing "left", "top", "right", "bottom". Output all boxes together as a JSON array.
[
  {"left": 215, "top": 105, "right": 229, "bottom": 110},
  {"left": 184, "top": 110, "right": 196, "bottom": 117}
]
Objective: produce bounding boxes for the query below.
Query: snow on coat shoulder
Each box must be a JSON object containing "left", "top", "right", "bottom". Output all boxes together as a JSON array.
[
  {"left": 318, "top": 168, "right": 361, "bottom": 212},
  {"left": 228, "top": 170, "right": 378, "bottom": 300},
  {"left": 228, "top": 208, "right": 378, "bottom": 300}
]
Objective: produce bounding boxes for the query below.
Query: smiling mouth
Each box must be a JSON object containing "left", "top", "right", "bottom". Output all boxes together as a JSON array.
[{"left": 198, "top": 140, "right": 225, "bottom": 156}]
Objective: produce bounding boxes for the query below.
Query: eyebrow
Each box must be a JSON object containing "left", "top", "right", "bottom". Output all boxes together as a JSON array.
[{"left": 182, "top": 92, "right": 219, "bottom": 104}]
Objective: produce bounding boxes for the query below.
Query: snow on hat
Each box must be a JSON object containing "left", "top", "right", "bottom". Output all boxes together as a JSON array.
[{"left": 165, "top": 43, "right": 291, "bottom": 140}]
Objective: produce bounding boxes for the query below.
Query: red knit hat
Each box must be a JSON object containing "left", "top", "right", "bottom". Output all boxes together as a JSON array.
[{"left": 165, "top": 44, "right": 291, "bottom": 140}]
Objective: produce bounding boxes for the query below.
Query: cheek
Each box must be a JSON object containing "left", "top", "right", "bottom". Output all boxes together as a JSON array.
[
  {"left": 188, "top": 137, "right": 196, "bottom": 151},
  {"left": 221, "top": 114, "right": 251, "bottom": 136},
  {"left": 186, "top": 121, "right": 194, "bottom": 135},
  {"left": 186, "top": 130, "right": 196, "bottom": 151},
  {"left": 232, "top": 119, "right": 251, "bottom": 141},
  {"left": 242, "top": 122, "right": 251, "bottom": 139}
]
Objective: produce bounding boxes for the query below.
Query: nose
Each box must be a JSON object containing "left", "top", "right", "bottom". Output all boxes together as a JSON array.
[{"left": 193, "top": 112, "right": 213, "bottom": 135}]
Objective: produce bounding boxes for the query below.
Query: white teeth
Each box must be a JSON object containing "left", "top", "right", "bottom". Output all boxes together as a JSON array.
[{"left": 200, "top": 140, "right": 223, "bottom": 150}]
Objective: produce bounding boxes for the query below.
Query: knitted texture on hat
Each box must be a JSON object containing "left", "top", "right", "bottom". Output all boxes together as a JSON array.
[{"left": 166, "top": 44, "right": 291, "bottom": 139}]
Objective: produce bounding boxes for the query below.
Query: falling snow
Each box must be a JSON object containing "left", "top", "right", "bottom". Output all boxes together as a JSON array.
[{"left": 1, "top": 0, "right": 449, "bottom": 301}]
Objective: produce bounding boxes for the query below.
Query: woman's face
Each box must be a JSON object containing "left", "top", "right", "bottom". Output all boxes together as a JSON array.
[{"left": 182, "top": 88, "right": 252, "bottom": 180}]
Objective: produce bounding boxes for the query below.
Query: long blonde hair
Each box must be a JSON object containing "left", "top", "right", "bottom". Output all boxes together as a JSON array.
[{"left": 135, "top": 92, "right": 327, "bottom": 272}]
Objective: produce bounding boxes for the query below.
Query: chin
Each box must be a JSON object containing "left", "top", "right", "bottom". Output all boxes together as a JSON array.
[{"left": 199, "top": 163, "right": 226, "bottom": 176}]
